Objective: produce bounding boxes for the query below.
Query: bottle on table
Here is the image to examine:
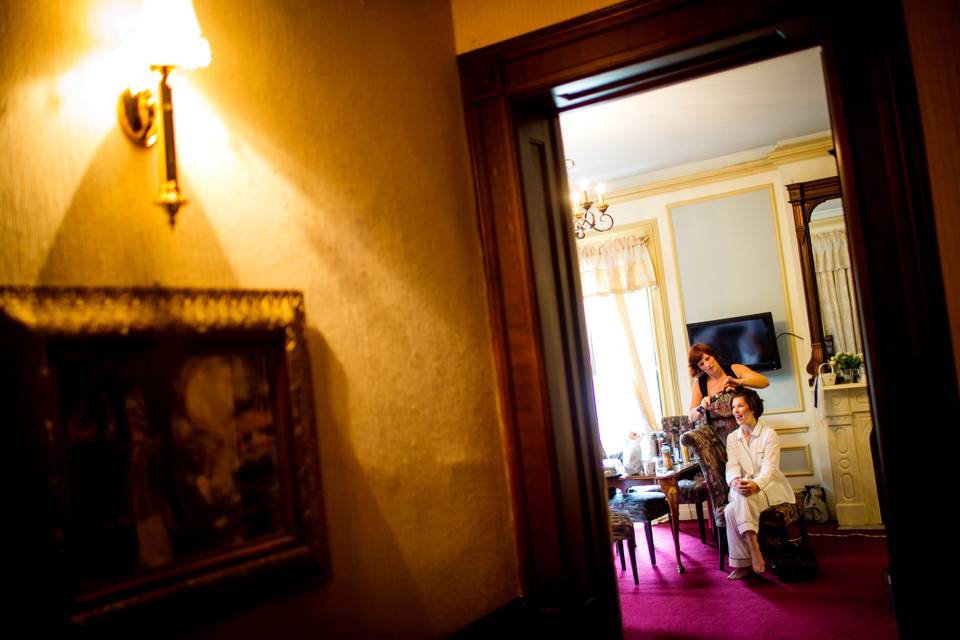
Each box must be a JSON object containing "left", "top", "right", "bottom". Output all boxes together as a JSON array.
[{"left": 662, "top": 445, "right": 673, "bottom": 471}]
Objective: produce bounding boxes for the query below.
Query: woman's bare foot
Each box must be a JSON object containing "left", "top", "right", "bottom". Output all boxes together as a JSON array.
[
  {"left": 745, "top": 531, "right": 766, "bottom": 574},
  {"left": 727, "top": 567, "right": 752, "bottom": 580}
]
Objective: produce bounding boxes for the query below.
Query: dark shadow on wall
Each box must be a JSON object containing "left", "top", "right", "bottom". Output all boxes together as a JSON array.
[{"left": 36, "top": 128, "right": 238, "bottom": 287}]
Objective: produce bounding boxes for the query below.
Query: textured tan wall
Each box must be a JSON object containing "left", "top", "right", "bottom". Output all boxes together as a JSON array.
[
  {"left": 0, "top": 0, "right": 518, "bottom": 636},
  {"left": 451, "top": 0, "right": 623, "bottom": 52}
]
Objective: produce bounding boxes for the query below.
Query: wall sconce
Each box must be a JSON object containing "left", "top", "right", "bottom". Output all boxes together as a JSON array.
[{"left": 117, "top": 0, "right": 210, "bottom": 227}]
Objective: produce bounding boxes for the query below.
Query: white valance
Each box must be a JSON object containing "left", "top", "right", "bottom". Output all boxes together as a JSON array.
[{"left": 577, "top": 234, "right": 657, "bottom": 297}]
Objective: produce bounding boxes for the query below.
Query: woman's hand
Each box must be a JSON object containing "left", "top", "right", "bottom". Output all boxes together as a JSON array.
[
  {"left": 736, "top": 479, "right": 759, "bottom": 496},
  {"left": 691, "top": 395, "right": 711, "bottom": 421},
  {"left": 720, "top": 375, "right": 740, "bottom": 391}
]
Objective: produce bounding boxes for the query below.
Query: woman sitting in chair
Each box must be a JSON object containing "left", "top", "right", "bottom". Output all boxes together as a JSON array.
[{"left": 724, "top": 387, "right": 795, "bottom": 580}]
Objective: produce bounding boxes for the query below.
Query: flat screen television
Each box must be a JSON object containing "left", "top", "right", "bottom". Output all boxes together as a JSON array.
[{"left": 686, "top": 312, "right": 782, "bottom": 372}]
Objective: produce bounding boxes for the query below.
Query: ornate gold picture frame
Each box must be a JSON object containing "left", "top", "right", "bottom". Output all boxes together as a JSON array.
[{"left": 1, "top": 287, "right": 328, "bottom": 627}]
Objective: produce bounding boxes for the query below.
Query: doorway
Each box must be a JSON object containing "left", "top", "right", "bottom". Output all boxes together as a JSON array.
[
  {"left": 557, "top": 47, "right": 890, "bottom": 635},
  {"left": 457, "top": 1, "right": 953, "bottom": 636},
  {"left": 559, "top": 47, "right": 836, "bottom": 462}
]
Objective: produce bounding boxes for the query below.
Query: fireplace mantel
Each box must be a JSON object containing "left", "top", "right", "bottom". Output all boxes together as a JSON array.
[{"left": 819, "top": 381, "right": 884, "bottom": 529}]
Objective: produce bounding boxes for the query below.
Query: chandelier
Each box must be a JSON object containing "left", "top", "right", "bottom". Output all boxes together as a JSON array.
[{"left": 567, "top": 161, "right": 614, "bottom": 239}]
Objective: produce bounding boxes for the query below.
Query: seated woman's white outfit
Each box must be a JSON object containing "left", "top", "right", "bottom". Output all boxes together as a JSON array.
[{"left": 723, "top": 421, "right": 794, "bottom": 569}]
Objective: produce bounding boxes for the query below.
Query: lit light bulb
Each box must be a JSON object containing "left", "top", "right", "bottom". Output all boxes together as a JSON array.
[
  {"left": 132, "top": 0, "right": 211, "bottom": 70},
  {"left": 578, "top": 178, "right": 589, "bottom": 202}
]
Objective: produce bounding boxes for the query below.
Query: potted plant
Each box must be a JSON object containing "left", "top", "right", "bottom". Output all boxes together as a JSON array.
[{"left": 831, "top": 352, "right": 864, "bottom": 383}]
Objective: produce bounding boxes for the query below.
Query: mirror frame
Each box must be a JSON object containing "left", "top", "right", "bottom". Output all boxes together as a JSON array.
[{"left": 786, "top": 175, "right": 843, "bottom": 385}]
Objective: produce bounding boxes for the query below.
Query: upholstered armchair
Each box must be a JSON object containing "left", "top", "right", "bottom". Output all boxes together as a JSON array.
[
  {"left": 680, "top": 424, "right": 808, "bottom": 569},
  {"left": 660, "top": 416, "right": 711, "bottom": 543}
]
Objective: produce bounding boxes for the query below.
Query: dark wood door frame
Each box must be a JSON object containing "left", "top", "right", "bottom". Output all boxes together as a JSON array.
[{"left": 458, "top": 1, "right": 953, "bottom": 635}]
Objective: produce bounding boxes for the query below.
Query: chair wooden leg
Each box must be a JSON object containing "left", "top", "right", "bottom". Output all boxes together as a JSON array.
[
  {"left": 627, "top": 538, "right": 639, "bottom": 584},
  {"left": 798, "top": 513, "right": 809, "bottom": 544},
  {"left": 644, "top": 522, "right": 656, "bottom": 566},
  {"left": 695, "top": 500, "right": 706, "bottom": 543},
  {"left": 708, "top": 506, "right": 717, "bottom": 545},
  {"left": 616, "top": 539, "right": 626, "bottom": 570},
  {"left": 717, "top": 524, "right": 727, "bottom": 570}
]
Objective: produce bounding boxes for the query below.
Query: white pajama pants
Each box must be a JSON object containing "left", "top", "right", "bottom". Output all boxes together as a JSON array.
[{"left": 724, "top": 489, "right": 770, "bottom": 568}]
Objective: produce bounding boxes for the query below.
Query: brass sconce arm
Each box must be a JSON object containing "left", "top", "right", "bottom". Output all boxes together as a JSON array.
[
  {"left": 154, "top": 65, "right": 187, "bottom": 225},
  {"left": 118, "top": 67, "right": 187, "bottom": 227}
]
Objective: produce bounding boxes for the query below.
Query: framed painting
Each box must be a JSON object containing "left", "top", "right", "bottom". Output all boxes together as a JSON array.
[{"left": 1, "top": 287, "right": 328, "bottom": 627}]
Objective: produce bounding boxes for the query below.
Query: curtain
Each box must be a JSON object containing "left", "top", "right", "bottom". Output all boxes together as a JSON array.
[
  {"left": 577, "top": 234, "right": 657, "bottom": 296},
  {"left": 577, "top": 235, "right": 660, "bottom": 457},
  {"left": 812, "top": 229, "right": 862, "bottom": 355}
]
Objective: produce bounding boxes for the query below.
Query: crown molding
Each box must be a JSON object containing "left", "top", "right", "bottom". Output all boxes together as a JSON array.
[{"left": 608, "top": 136, "right": 834, "bottom": 202}]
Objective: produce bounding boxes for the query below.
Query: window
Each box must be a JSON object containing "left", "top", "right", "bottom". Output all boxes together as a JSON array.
[
  {"left": 576, "top": 223, "right": 679, "bottom": 458},
  {"left": 584, "top": 289, "right": 663, "bottom": 457}
]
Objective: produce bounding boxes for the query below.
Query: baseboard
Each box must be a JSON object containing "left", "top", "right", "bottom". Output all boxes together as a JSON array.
[
  {"left": 447, "top": 599, "right": 531, "bottom": 638},
  {"left": 447, "top": 596, "right": 621, "bottom": 638}
]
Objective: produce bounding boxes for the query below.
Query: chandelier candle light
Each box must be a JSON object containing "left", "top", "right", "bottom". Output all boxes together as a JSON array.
[{"left": 568, "top": 166, "right": 614, "bottom": 239}]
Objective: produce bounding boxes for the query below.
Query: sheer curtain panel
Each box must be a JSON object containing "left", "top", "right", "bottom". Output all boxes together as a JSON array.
[
  {"left": 578, "top": 235, "right": 660, "bottom": 457},
  {"left": 812, "top": 229, "right": 863, "bottom": 354}
]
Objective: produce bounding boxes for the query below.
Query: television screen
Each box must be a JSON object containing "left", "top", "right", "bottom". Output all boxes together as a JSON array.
[{"left": 686, "top": 312, "right": 781, "bottom": 372}]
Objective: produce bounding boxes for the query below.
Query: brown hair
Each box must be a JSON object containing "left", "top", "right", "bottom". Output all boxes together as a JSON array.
[
  {"left": 731, "top": 387, "right": 764, "bottom": 419},
  {"left": 687, "top": 342, "right": 721, "bottom": 377}
]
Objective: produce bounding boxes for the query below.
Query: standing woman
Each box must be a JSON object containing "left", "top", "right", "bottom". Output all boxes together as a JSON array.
[
  {"left": 723, "top": 387, "right": 794, "bottom": 579},
  {"left": 687, "top": 343, "right": 769, "bottom": 440}
]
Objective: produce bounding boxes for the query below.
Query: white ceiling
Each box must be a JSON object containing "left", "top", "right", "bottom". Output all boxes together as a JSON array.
[{"left": 559, "top": 48, "right": 832, "bottom": 185}]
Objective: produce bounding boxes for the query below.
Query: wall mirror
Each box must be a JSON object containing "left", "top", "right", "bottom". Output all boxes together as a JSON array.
[
  {"left": 809, "top": 197, "right": 863, "bottom": 360},
  {"left": 786, "top": 176, "right": 863, "bottom": 384}
]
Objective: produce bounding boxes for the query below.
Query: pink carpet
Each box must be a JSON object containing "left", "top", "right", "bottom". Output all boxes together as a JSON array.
[{"left": 617, "top": 520, "right": 897, "bottom": 639}]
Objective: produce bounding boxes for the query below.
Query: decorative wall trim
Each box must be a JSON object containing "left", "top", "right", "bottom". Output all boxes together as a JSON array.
[
  {"left": 608, "top": 136, "right": 834, "bottom": 203},
  {"left": 781, "top": 444, "right": 814, "bottom": 477},
  {"left": 666, "top": 184, "right": 805, "bottom": 414},
  {"left": 774, "top": 425, "right": 810, "bottom": 434}
]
